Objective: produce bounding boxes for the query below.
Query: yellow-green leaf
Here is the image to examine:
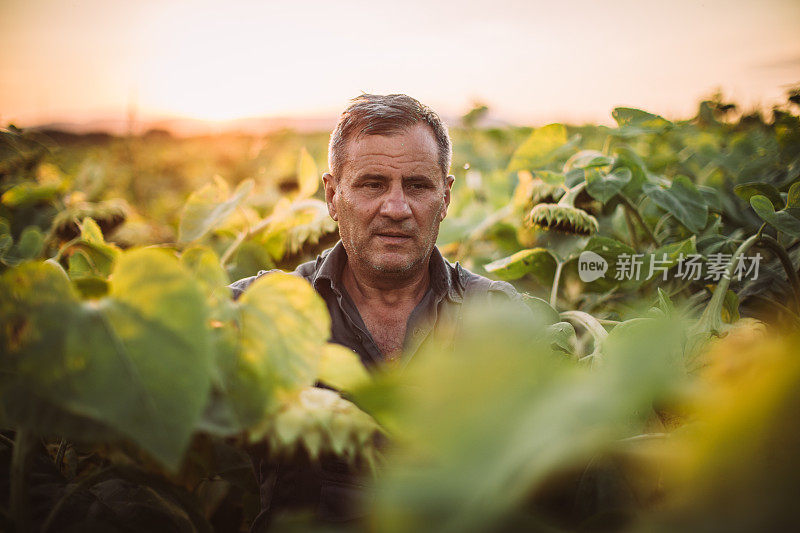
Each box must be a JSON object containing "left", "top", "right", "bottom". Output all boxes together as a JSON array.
[
  {"left": 317, "top": 343, "right": 370, "bottom": 393},
  {"left": 296, "top": 147, "right": 319, "bottom": 199}
]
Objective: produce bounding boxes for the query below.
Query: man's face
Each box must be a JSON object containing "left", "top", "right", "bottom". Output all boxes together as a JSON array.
[{"left": 323, "top": 124, "right": 454, "bottom": 280}]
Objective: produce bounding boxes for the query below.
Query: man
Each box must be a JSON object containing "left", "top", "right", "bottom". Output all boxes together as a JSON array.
[
  {"left": 231, "top": 93, "right": 519, "bottom": 369},
  {"left": 233, "top": 94, "right": 525, "bottom": 530}
]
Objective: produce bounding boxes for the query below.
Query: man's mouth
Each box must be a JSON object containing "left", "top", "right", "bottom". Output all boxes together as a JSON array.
[{"left": 375, "top": 232, "right": 413, "bottom": 243}]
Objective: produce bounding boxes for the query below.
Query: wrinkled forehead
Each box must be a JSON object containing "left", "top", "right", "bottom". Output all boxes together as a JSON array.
[{"left": 341, "top": 124, "right": 440, "bottom": 175}]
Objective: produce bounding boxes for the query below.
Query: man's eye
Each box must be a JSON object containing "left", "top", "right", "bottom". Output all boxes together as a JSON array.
[
  {"left": 409, "top": 182, "right": 431, "bottom": 190},
  {"left": 363, "top": 182, "right": 382, "bottom": 189}
]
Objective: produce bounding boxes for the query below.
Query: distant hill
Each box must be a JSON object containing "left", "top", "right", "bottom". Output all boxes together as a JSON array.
[
  {"left": 24, "top": 110, "right": 514, "bottom": 137},
  {"left": 30, "top": 114, "right": 340, "bottom": 137}
]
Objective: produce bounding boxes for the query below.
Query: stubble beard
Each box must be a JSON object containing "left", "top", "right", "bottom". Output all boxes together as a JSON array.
[{"left": 341, "top": 215, "right": 442, "bottom": 283}]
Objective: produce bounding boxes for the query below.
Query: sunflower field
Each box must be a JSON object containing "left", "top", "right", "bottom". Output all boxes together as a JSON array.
[{"left": 1, "top": 91, "right": 799, "bottom": 532}]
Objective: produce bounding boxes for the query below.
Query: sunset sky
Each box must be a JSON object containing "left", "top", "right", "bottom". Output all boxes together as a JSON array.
[{"left": 1, "top": 0, "right": 799, "bottom": 130}]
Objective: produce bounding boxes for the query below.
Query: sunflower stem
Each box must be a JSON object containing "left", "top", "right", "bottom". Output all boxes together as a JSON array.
[
  {"left": 550, "top": 261, "right": 564, "bottom": 308},
  {"left": 757, "top": 234, "right": 800, "bottom": 314},
  {"left": 557, "top": 182, "right": 587, "bottom": 208},
  {"left": 697, "top": 234, "right": 759, "bottom": 335},
  {"left": 623, "top": 207, "right": 639, "bottom": 249}
]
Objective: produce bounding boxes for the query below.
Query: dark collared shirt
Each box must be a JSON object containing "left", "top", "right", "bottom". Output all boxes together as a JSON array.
[
  {"left": 231, "top": 242, "right": 523, "bottom": 529},
  {"left": 229, "top": 240, "right": 519, "bottom": 368}
]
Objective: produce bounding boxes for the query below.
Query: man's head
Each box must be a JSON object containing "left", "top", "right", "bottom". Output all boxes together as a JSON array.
[{"left": 323, "top": 94, "right": 455, "bottom": 282}]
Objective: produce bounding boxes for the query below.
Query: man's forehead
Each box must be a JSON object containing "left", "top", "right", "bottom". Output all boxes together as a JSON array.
[{"left": 340, "top": 125, "right": 439, "bottom": 173}]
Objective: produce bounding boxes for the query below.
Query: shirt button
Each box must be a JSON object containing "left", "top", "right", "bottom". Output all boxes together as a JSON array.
[
  {"left": 355, "top": 334, "right": 362, "bottom": 342},
  {"left": 413, "top": 327, "right": 422, "bottom": 337}
]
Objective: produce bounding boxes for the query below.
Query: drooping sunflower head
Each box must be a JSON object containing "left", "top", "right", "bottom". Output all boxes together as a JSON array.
[
  {"left": 52, "top": 198, "right": 128, "bottom": 240},
  {"left": 512, "top": 171, "right": 564, "bottom": 209},
  {"left": 529, "top": 179, "right": 563, "bottom": 205},
  {"left": 526, "top": 203, "right": 599, "bottom": 236}
]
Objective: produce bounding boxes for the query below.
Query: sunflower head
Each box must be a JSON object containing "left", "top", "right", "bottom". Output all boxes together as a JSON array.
[
  {"left": 574, "top": 188, "right": 601, "bottom": 215},
  {"left": 513, "top": 171, "right": 564, "bottom": 209},
  {"left": 257, "top": 387, "right": 384, "bottom": 466},
  {"left": 529, "top": 179, "right": 563, "bottom": 205},
  {"left": 52, "top": 199, "right": 128, "bottom": 240},
  {"left": 526, "top": 203, "right": 599, "bottom": 236}
]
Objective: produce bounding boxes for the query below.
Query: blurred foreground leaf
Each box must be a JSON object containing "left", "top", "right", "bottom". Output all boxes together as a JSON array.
[
  {"left": 650, "top": 335, "right": 800, "bottom": 531},
  {"left": 213, "top": 273, "right": 331, "bottom": 434},
  {"left": 296, "top": 146, "right": 319, "bottom": 199},
  {"left": 317, "top": 343, "right": 371, "bottom": 393},
  {"left": 368, "top": 305, "right": 685, "bottom": 533},
  {"left": 0, "top": 249, "right": 213, "bottom": 469},
  {"left": 178, "top": 177, "right": 254, "bottom": 243}
]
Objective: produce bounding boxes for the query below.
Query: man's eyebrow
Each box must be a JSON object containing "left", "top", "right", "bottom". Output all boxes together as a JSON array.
[
  {"left": 354, "top": 173, "right": 388, "bottom": 181},
  {"left": 353, "top": 173, "right": 436, "bottom": 182}
]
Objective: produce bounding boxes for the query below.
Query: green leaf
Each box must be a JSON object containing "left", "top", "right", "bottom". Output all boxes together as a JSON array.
[
  {"left": 532, "top": 170, "right": 566, "bottom": 185},
  {"left": 228, "top": 240, "right": 276, "bottom": 282},
  {"left": 1, "top": 182, "right": 62, "bottom": 207},
  {"left": 656, "top": 288, "right": 675, "bottom": 318},
  {"left": 564, "top": 150, "right": 613, "bottom": 171},
  {"left": 788, "top": 181, "right": 800, "bottom": 208},
  {"left": 370, "top": 310, "right": 684, "bottom": 533},
  {"left": 584, "top": 235, "right": 636, "bottom": 258},
  {"left": 507, "top": 124, "right": 569, "bottom": 172},
  {"left": 484, "top": 248, "right": 556, "bottom": 282},
  {"left": 14, "top": 226, "right": 44, "bottom": 259},
  {"left": 217, "top": 273, "right": 331, "bottom": 431},
  {"left": 63, "top": 218, "right": 120, "bottom": 279},
  {"left": 641, "top": 237, "right": 697, "bottom": 282},
  {"left": 0, "top": 226, "right": 45, "bottom": 266},
  {"left": 547, "top": 321, "right": 576, "bottom": 355},
  {"left": 699, "top": 185, "right": 723, "bottom": 212},
  {"left": 749, "top": 195, "right": 800, "bottom": 238},
  {"left": 522, "top": 295, "right": 560, "bottom": 327},
  {"left": 643, "top": 176, "right": 708, "bottom": 233},
  {"left": 734, "top": 182, "right": 783, "bottom": 208},
  {"left": 581, "top": 236, "right": 636, "bottom": 289},
  {"left": 72, "top": 276, "right": 110, "bottom": 298},
  {"left": 317, "top": 343, "right": 370, "bottom": 393},
  {"left": 585, "top": 167, "right": 632, "bottom": 204},
  {"left": 178, "top": 177, "right": 254, "bottom": 243},
  {"left": 296, "top": 147, "right": 319, "bottom": 199},
  {"left": 611, "top": 108, "right": 672, "bottom": 135},
  {"left": 0, "top": 250, "right": 213, "bottom": 469},
  {"left": 181, "top": 246, "right": 229, "bottom": 297},
  {"left": 653, "top": 236, "right": 697, "bottom": 266}
]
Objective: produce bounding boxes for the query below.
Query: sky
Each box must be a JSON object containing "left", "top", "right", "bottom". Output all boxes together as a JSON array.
[{"left": 1, "top": 0, "right": 799, "bottom": 130}]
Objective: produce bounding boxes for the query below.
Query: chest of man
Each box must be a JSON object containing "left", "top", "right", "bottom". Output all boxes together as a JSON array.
[{"left": 357, "top": 303, "right": 417, "bottom": 360}]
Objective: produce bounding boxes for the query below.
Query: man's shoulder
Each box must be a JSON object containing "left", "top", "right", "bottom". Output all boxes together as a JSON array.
[
  {"left": 451, "top": 262, "right": 520, "bottom": 301},
  {"left": 228, "top": 257, "right": 319, "bottom": 300}
]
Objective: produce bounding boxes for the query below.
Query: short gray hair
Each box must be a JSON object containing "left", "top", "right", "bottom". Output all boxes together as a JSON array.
[{"left": 328, "top": 94, "right": 452, "bottom": 179}]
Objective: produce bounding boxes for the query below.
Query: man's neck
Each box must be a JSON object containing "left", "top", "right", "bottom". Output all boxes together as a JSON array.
[{"left": 342, "top": 259, "right": 431, "bottom": 308}]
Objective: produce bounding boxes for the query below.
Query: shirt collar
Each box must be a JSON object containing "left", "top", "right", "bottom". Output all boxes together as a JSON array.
[{"left": 311, "top": 240, "right": 462, "bottom": 302}]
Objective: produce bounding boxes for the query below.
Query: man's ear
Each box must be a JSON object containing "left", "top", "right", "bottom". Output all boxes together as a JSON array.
[
  {"left": 322, "top": 172, "right": 338, "bottom": 221},
  {"left": 440, "top": 174, "right": 455, "bottom": 221}
]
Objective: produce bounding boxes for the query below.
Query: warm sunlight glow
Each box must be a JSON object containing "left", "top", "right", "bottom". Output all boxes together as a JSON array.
[
  {"left": 1, "top": 0, "right": 799, "bottom": 129},
  {"left": 140, "top": 8, "right": 290, "bottom": 121}
]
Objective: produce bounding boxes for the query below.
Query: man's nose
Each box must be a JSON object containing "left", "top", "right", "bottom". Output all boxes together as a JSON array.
[{"left": 379, "top": 183, "right": 412, "bottom": 220}]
